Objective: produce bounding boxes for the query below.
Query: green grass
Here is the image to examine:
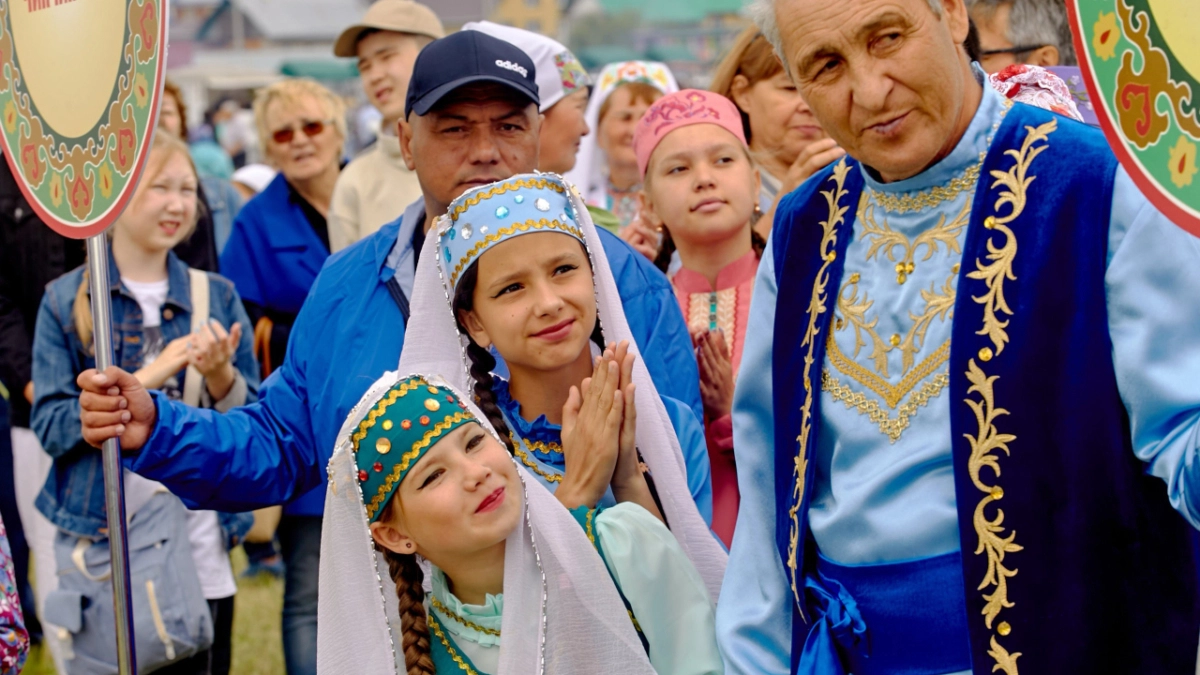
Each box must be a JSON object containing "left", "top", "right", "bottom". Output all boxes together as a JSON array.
[{"left": 21, "top": 547, "right": 285, "bottom": 674}]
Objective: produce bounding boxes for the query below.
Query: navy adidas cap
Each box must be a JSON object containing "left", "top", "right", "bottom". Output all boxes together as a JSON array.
[{"left": 405, "top": 31, "right": 540, "bottom": 118}]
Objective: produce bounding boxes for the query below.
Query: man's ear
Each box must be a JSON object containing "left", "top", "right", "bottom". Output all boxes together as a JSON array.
[
  {"left": 942, "top": 0, "right": 972, "bottom": 44},
  {"left": 400, "top": 116, "right": 417, "bottom": 171},
  {"left": 370, "top": 518, "right": 417, "bottom": 556},
  {"left": 1027, "top": 45, "right": 1060, "bottom": 67},
  {"left": 458, "top": 308, "right": 491, "bottom": 351}
]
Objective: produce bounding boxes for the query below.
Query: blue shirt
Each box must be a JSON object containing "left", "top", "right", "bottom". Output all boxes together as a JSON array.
[
  {"left": 129, "top": 198, "right": 704, "bottom": 517},
  {"left": 716, "top": 84, "right": 1200, "bottom": 674}
]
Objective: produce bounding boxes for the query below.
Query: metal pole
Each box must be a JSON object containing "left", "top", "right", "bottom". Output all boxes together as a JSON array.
[{"left": 86, "top": 233, "right": 137, "bottom": 674}]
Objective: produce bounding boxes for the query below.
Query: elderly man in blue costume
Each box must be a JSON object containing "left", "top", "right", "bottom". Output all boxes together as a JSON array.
[
  {"left": 71, "top": 29, "right": 708, "bottom": 675},
  {"left": 717, "top": 0, "right": 1200, "bottom": 673}
]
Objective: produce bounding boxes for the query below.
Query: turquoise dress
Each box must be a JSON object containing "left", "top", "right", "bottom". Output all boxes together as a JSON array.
[{"left": 426, "top": 503, "right": 724, "bottom": 675}]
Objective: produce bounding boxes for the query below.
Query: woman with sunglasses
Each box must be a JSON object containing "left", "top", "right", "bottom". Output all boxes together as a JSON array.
[{"left": 220, "top": 78, "right": 346, "bottom": 380}]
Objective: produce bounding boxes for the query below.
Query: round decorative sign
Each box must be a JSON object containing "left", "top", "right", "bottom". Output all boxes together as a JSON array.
[
  {"left": 0, "top": 0, "right": 166, "bottom": 239},
  {"left": 1068, "top": 0, "right": 1200, "bottom": 237}
]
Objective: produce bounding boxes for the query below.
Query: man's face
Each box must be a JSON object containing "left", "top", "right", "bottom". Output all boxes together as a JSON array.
[
  {"left": 357, "top": 31, "right": 424, "bottom": 128},
  {"left": 400, "top": 84, "right": 541, "bottom": 217},
  {"left": 970, "top": 3, "right": 1059, "bottom": 74},
  {"left": 776, "top": 0, "right": 976, "bottom": 182}
]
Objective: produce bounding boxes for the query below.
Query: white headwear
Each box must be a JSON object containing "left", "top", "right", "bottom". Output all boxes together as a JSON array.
[
  {"left": 318, "top": 372, "right": 657, "bottom": 674},
  {"left": 463, "top": 21, "right": 592, "bottom": 112},
  {"left": 563, "top": 61, "right": 678, "bottom": 206}
]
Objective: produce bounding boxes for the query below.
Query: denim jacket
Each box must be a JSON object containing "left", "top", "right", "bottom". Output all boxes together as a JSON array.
[{"left": 31, "top": 249, "right": 260, "bottom": 537}]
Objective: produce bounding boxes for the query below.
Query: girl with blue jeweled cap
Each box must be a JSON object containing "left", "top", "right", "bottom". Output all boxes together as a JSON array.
[
  {"left": 316, "top": 371, "right": 723, "bottom": 675},
  {"left": 334, "top": 172, "right": 727, "bottom": 669}
]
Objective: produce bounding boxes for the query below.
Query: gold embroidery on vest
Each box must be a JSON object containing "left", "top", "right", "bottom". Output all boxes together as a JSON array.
[
  {"left": 787, "top": 159, "right": 852, "bottom": 618},
  {"left": 964, "top": 116, "right": 1057, "bottom": 675},
  {"left": 832, "top": 266, "right": 957, "bottom": 380},
  {"left": 822, "top": 368, "right": 949, "bottom": 442},
  {"left": 860, "top": 198, "right": 970, "bottom": 284}
]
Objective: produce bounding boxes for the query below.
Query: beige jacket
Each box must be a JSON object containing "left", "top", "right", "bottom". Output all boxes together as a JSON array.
[{"left": 328, "top": 132, "right": 423, "bottom": 252}]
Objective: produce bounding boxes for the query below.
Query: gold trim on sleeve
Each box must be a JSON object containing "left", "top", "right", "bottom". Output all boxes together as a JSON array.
[
  {"left": 964, "top": 116, "right": 1057, "bottom": 675},
  {"left": 786, "top": 159, "right": 852, "bottom": 617}
]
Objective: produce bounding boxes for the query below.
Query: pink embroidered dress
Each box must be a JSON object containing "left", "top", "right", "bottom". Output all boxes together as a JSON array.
[{"left": 670, "top": 249, "right": 758, "bottom": 547}]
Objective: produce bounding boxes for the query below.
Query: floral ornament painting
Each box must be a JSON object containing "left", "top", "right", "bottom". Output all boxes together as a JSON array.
[
  {"left": 0, "top": 0, "right": 167, "bottom": 238},
  {"left": 1067, "top": 0, "right": 1200, "bottom": 238}
]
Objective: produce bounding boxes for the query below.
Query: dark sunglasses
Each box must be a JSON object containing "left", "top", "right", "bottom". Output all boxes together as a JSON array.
[
  {"left": 979, "top": 44, "right": 1047, "bottom": 58},
  {"left": 271, "top": 119, "right": 332, "bottom": 144}
]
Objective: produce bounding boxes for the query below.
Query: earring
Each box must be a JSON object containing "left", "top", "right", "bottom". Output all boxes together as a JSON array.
[
  {"left": 754, "top": 203, "right": 763, "bottom": 216},
  {"left": 403, "top": 542, "right": 414, "bottom": 552}
]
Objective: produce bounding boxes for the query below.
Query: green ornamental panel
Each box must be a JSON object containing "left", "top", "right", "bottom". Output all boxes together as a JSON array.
[
  {"left": 0, "top": 0, "right": 167, "bottom": 239},
  {"left": 1069, "top": 0, "right": 1200, "bottom": 237}
]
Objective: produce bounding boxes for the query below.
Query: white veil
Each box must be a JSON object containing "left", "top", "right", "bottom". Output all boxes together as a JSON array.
[
  {"left": 318, "top": 371, "right": 657, "bottom": 674},
  {"left": 401, "top": 173, "right": 727, "bottom": 599},
  {"left": 563, "top": 61, "right": 679, "bottom": 206},
  {"left": 318, "top": 172, "right": 726, "bottom": 674}
]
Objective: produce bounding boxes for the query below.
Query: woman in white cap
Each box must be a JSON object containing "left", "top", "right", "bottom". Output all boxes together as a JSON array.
[{"left": 563, "top": 61, "right": 678, "bottom": 232}]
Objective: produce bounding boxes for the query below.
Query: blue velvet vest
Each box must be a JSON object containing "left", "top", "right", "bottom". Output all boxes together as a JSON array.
[{"left": 771, "top": 102, "right": 1200, "bottom": 675}]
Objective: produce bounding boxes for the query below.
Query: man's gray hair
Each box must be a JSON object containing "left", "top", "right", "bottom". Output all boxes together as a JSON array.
[
  {"left": 751, "top": 0, "right": 945, "bottom": 78},
  {"left": 967, "top": 0, "right": 1077, "bottom": 65}
]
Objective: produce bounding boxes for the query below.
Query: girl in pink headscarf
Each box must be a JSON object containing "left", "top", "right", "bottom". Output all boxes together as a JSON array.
[{"left": 633, "top": 89, "right": 764, "bottom": 548}]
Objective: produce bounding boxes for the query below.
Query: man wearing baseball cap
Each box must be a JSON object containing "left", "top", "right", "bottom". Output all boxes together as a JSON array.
[
  {"left": 75, "top": 33, "right": 706, "bottom": 672},
  {"left": 327, "top": 0, "right": 443, "bottom": 253}
]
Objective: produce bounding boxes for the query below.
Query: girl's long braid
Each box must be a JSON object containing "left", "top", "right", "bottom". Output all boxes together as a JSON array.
[
  {"left": 454, "top": 261, "right": 517, "bottom": 455},
  {"left": 380, "top": 546, "right": 435, "bottom": 675},
  {"left": 465, "top": 339, "right": 517, "bottom": 455}
]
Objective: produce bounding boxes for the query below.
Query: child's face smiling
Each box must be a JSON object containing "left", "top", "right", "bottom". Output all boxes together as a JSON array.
[
  {"left": 373, "top": 423, "right": 521, "bottom": 566},
  {"left": 641, "top": 124, "right": 760, "bottom": 249}
]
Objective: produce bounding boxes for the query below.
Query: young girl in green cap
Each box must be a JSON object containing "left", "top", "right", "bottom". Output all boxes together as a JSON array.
[{"left": 317, "top": 372, "right": 722, "bottom": 675}]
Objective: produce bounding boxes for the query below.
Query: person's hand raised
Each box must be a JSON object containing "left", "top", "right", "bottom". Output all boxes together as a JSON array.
[
  {"left": 696, "top": 330, "right": 734, "bottom": 421},
  {"left": 77, "top": 366, "right": 158, "bottom": 451},
  {"left": 618, "top": 214, "right": 660, "bottom": 261},
  {"left": 188, "top": 319, "right": 242, "bottom": 400},
  {"left": 557, "top": 352, "right": 623, "bottom": 510},
  {"left": 133, "top": 336, "right": 191, "bottom": 390}
]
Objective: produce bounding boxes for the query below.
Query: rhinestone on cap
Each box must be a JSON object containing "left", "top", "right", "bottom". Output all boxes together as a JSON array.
[
  {"left": 461, "top": 222, "right": 473, "bottom": 239},
  {"left": 535, "top": 198, "right": 550, "bottom": 212},
  {"left": 425, "top": 398, "right": 441, "bottom": 412},
  {"left": 376, "top": 438, "right": 392, "bottom": 454},
  {"left": 382, "top": 420, "right": 393, "bottom": 431},
  {"left": 480, "top": 225, "right": 490, "bottom": 235},
  {"left": 401, "top": 420, "right": 412, "bottom": 430},
  {"left": 495, "top": 206, "right": 510, "bottom": 219},
  {"left": 419, "top": 415, "right": 430, "bottom": 426},
  {"left": 514, "top": 195, "right": 525, "bottom": 204},
  {"left": 358, "top": 470, "right": 369, "bottom": 482},
  {"left": 427, "top": 386, "right": 439, "bottom": 394},
  {"left": 373, "top": 461, "right": 383, "bottom": 473}
]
